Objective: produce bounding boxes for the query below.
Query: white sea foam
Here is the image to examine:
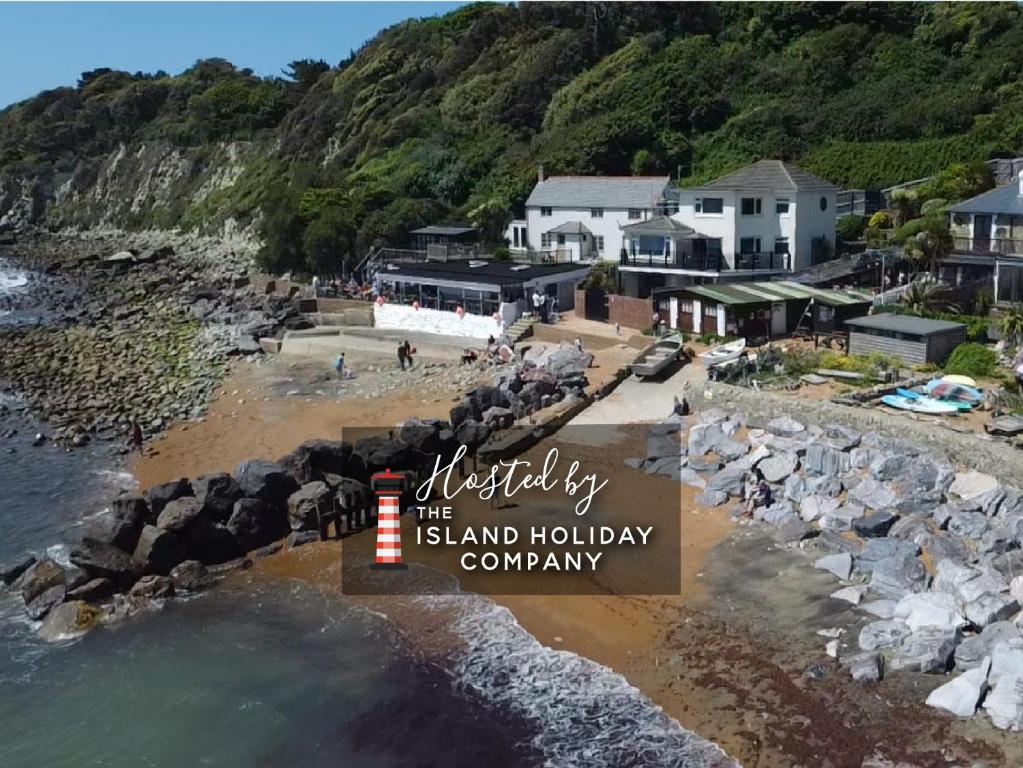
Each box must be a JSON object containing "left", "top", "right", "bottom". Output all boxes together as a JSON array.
[
  {"left": 417, "top": 591, "right": 738, "bottom": 768},
  {"left": 0, "top": 269, "right": 28, "bottom": 295}
]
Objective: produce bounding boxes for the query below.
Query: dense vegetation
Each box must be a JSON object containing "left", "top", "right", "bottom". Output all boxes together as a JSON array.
[{"left": 3, "top": 2, "right": 1023, "bottom": 275}]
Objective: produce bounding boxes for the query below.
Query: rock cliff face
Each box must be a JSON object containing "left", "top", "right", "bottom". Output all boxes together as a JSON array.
[{"left": 0, "top": 139, "right": 262, "bottom": 243}]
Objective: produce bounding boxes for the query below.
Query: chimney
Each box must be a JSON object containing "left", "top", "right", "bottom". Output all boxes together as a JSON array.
[
  {"left": 1018, "top": 169, "right": 1023, "bottom": 196},
  {"left": 538, "top": 164, "right": 545, "bottom": 184}
]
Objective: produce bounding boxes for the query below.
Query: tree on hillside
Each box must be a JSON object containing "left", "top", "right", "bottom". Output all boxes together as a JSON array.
[
  {"left": 303, "top": 207, "right": 355, "bottom": 277},
  {"left": 903, "top": 214, "right": 953, "bottom": 278},
  {"left": 284, "top": 59, "right": 331, "bottom": 92}
]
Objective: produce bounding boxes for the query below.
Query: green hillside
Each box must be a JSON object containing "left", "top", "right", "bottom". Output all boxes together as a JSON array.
[{"left": 2, "top": 1, "right": 1022, "bottom": 274}]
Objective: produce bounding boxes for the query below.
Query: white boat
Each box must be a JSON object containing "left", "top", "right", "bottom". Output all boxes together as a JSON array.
[{"left": 698, "top": 338, "right": 746, "bottom": 368}]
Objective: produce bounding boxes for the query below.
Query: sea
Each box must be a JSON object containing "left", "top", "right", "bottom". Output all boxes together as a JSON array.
[{"left": 0, "top": 260, "right": 733, "bottom": 767}]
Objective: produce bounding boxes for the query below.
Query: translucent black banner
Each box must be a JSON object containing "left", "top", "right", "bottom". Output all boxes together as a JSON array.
[{"left": 337, "top": 424, "right": 683, "bottom": 596}]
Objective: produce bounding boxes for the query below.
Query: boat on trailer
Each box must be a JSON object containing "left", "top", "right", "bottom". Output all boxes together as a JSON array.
[
  {"left": 698, "top": 338, "right": 747, "bottom": 368},
  {"left": 631, "top": 335, "right": 685, "bottom": 378}
]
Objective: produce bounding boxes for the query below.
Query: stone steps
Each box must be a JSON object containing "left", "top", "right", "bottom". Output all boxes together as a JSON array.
[{"left": 506, "top": 316, "right": 537, "bottom": 343}]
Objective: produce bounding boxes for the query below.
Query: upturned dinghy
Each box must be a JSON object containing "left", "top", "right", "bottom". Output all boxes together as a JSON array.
[
  {"left": 698, "top": 338, "right": 746, "bottom": 368},
  {"left": 925, "top": 379, "right": 982, "bottom": 405},
  {"left": 881, "top": 394, "right": 959, "bottom": 414},
  {"left": 941, "top": 374, "right": 978, "bottom": 388}
]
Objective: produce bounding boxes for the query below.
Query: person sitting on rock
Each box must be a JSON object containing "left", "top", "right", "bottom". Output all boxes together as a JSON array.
[
  {"left": 744, "top": 476, "right": 772, "bottom": 518},
  {"left": 461, "top": 348, "right": 478, "bottom": 365}
]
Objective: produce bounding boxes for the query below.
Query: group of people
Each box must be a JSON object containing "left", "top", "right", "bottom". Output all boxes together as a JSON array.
[{"left": 531, "top": 289, "right": 559, "bottom": 324}]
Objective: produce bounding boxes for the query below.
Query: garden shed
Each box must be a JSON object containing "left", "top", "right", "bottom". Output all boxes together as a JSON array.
[{"left": 844, "top": 314, "right": 967, "bottom": 365}]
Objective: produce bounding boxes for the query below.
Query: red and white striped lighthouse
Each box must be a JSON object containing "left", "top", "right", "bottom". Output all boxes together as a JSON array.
[{"left": 370, "top": 468, "right": 408, "bottom": 571}]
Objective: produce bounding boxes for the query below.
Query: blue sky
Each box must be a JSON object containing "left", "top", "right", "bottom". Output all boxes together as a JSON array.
[{"left": 0, "top": 2, "right": 468, "bottom": 107}]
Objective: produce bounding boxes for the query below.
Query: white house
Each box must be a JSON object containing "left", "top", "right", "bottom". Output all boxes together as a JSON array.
[
  {"left": 947, "top": 171, "right": 1023, "bottom": 303},
  {"left": 618, "top": 160, "right": 840, "bottom": 297},
  {"left": 506, "top": 170, "right": 675, "bottom": 263}
]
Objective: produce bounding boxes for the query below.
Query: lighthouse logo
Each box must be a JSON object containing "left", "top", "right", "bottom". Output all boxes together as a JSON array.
[{"left": 370, "top": 468, "right": 408, "bottom": 571}]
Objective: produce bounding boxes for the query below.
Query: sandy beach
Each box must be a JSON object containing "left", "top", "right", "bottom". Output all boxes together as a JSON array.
[{"left": 131, "top": 347, "right": 1023, "bottom": 768}]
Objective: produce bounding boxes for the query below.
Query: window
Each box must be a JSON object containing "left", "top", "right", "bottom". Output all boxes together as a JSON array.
[
  {"left": 774, "top": 237, "right": 790, "bottom": 255},
  {"left": 740, "top": 237, "right": 761, "bottom": 254},
  {"left": 695, "top": 197, "right": 723, "bottom": 215},
  {"left": 628, "top": 209, "right": 642, "bottom": 220},
  {"left": 776, "top": 199, "right": 790, "bottom": 215},
  {"left": 596, "top": 236, "right": 605, "bottom": 252},
  {"left": 541, "top": 233, "right": 552, "bottom": 248},
  {"left": 513, "top": 228, "right": 520, "bottom": 248},
  {"left": 819, "top": 196, "right": 828, "bottom": 211},
  {"left": 556, "top": 234, "right": 566, "bottom": 246},
  {"left": 540, "top": 207, "right": 552, "bottom": 217},
  {"left": 741, "top": 197, "right": 762, "bottom": 216},
  {"left": 591, "top": 208, "right": 604, "bottom": 218},
  {"left": 704, "top": 303, "right": 717, "bottom": 317},
  {"left": 679, "top": 299, "right": 694, "bottom": 313}
]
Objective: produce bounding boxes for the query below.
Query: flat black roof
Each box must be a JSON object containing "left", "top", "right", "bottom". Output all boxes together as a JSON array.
[
  {"left": 408, "top": 225, "right": 476, "bottom": 236},
  {"left": 845, "top": 314, "right": 966, "bottom": 337},
  {"left": 378, "top": 260, "right": 591, "bottom": 286}
]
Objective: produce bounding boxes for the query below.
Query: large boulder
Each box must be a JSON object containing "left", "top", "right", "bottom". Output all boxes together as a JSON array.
[
  {"left": 144, "top": 478, "right": 194, "bottom": 517},
  {"left": 227, "top": 498, "right": 287, "bottom": 552},
  {"left": 350, "top": 438, "right": 412, "bottom": 477},
  {"left": 169, "top": 560, "right": 213, "bottom": 592},
  {"left": 38, "top": 600, "right": 101, "bottom": 642},
  {"left": 26, "top": 584, "right": 66, "bottom": 620},
  {"left": 19, "top": 558, "right": 66, "bottom": 604},
  {"left": 157, "top": 497, "right": 205, "bottom": 532},
  {"left": 859, "top": 620, "right": 911, "bottom": 651},
  {"left": 949, "top": 470, "right": 999, "bottom": 501},
  {"left": 287, "top": 481, "right": 333, "bottom": 531},
  {"left": 132, "top": 525, "right": 187, "bottom": 576},
  {"left": 192, "top": 473, "right": 244, "bottom": 523},
  {"left": 802, "top": 443, "right": 848, "bottom": 477},
  {"left": 279, "top": 441, "right": 354, "bottom": 485},
  {"left": 758, "top": 452, "right": 799, "bottom": 483},
  {"left": 847, "top": 478, "right": 898, "bottom": 511},
  {"left": 66, "top": 578, "right": 115, "bottom": 603},
  {"left": 1, "top": 554, "right": 37, "bottom": 586},
  {"left": 234, "top": 460, "right": 300, "bottom": 510},
  {"left": 687, "top": 422, "right": 724, "bottom": 457},
  {"left": 70, "top": 538, "right": 140, "bottom": 588},
  {"left": 129, "top": 575, "right": 175, "bottom": 600},
  {"left": 956, "top": 622, "right": 1020, "bottom": 670},
  {"left": 984, "top": 675, "right": 1023, "bottom": 730},
  {"left": 823, "top": 424, "right": 861, "bottom": 451},
  {"left": 84, "top": 511, "right": 141, "bottom": 554},
  {"left": 894, "top": 593, "right": 967, "bottom": 633},
  {"left": 453, "top": 420, "right": 492, "bottom": 452},
  {"left": 815, "top": 552, "right": 853, "bottom": 581},
  {"left": 926, "top": 657, "right": 990, "bottom": 717},
  {"left": 109, "top": 495, "right": 152, "bottom": 527},
  {"left": 765, "top": 416, "right": 805, "bottom": 439},
  {"left": 890, "top": 629, "right": 960, "bottom": 673}
]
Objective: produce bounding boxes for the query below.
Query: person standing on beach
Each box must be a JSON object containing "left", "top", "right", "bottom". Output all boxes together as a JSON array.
[
  {"left": 128, "top": 421, "right": 143, "bottom": 453},
  {"left": 397, "top": 341, "right": 407, "bottom": 370},
  {"left": 334, "top": 351, "right": 346, "bottom": 379},
  {"left": 402, "top": 339, "right": 414, "bottom": 369}
]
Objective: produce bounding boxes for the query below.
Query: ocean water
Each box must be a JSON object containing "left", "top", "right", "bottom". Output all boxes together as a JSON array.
[{"left": 0, "top": 263, "right": 732, "bottom": 767}]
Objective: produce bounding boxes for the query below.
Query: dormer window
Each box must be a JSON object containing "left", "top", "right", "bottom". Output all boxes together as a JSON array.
[
  {"left": 591, "top": 208, "right": 604, "bottom": 218},
  {"left": 628, "top": 209, "right": 643, "bottom": 220},
  {"left": 540, "top": 207, "right": 552, "bottom": 217}
]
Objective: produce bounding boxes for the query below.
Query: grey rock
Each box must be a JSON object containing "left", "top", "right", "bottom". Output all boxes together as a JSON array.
[
  {"left": 687, "top": 422, "right": 723, "bottom": 457},
  {"left": 758, "top": 452, "right": 799, "bottom": 483},
  {"left": 66, "top": 577, "right": 114, "bottom": 603},
  {"left": 815, "top": 530, "right": 863, "bottom": 556},
  {"left": 706, "top": 465, "right": 747, "bottom": 496},
  {"left": 949, "top": 470, "right": 999, "bottom": 501},
  {"left": 892, "top": 491, "right": 944, "bottom": 518},
  {"left": 890, "top": 628, "right": 960, "bottom": 673},
  {"left": 169, "top": 560, "right": 213, "bottom": 592},
  {"left": 803, "top": 442, "right": 848, "bottom": 477},
  {"left": 991, "top": 638, "right": 1023, "bottom": 685},
  {"left": 287, "top": 481, "right": 333, "bottom": 531},
  {"left": 192, "top": 473, "right": 244, "bottom": 523},
  {"left": 845, "top": 651, "right": 884, "bottom": 683},
  {"left": 861, "top": 599, "right": 896, "bottom": 619},
  {"left": 1, "top": 554, "right": 37, "bottom": 585},
  {"left": 859, "top": 620, "right": 911, "bottom": 651},
  {"left": 235, "top": 460, "right": 300, "bottom": 511},
  {"left": 966, "top": 594, "right": 1020, "bottom": 629},
  {"left": 815, "top": 552, "right": 853, "bottom": 580},
  {"left": 983, "top": 674, "right": 1023, "bottom": 730},
  {"left": 823, "top": 424, "right": 861, "bottom": 451},
  {"left": 687, "top": 457, "right": 722, "bottom": 473},
  {"left": 133, "top": 525, "right": 187, "bottom": 576},
  {"left": 773, "top": 519, "right": 816, "bottom": 546},
  {"left": 956, "top": 622, "right": 1021, "bottom": 670},
  {"left": 847, "top": 478, "right": 897, "bottom": 511},
  {"left": 84, "top": 511, "right": 141, "bottom": 554},
  {"left": 129, "top": 575, "right": 175, "bottom": 600},
  {"left": 144, "top": 478, "right": 194, "bottom": 517},
  {"left": 109, "top": 495, "right": 150, "bottom": 528},
  {"left": 69, "top": 538, "right": 139, "bottom": 588},
  {"left": 157, "top": 497, "right": 204, "bottom": 533},
  {"left": 853, "top": 511, "right": 899, "bottom": 538},
  {"left": 765, "top": 416, "right": 805, "bottom": 439},
  {"left": 979, "top": 527, "right": 1018, "bottom": 557},
  {"left": 714, "top": 439, "right": 748, "bottom": 462},
  {"left": 946, "top": 511, "right": 989, "bottom": 540},
  {"left": 800, "top": 494, "right": 840, "bottom": 523},
  {"left": 19, "top": 558, "right": 66, "bottom": 604},
  {"left": 783, "top": 473, "right": 807, "bottom": 502},
  {"left": 38, "top": 600, "right": 100, "bottom": 642},
  {"left": 26, "top": 584, "right": 66, "bottom": 620},
  {"left": 755, "top": 500, "right": 796, "bottom": 526},
  {"left": 695, "top": 489, "right": 729, "bottom": 507},
  {"left": 926, "top": 657, "right": 990, "bottom": 717},
  {"left": 894, "top": 592, "right": 967, "bottom": 633},
  {"left": 697, "top": 407, "right": 729, "bottom": 425},
  {"left": 227, "top": 498, "right": 286, "bottom": 552},
  {"left": 990, "top": 550, "right": 1023, "bottom": 582},
  {"left": 287, "top": 530, "right": 320, "bottom": 548},
  {"left": 819, "top": 504, "right": 866, "bottom": 533}
]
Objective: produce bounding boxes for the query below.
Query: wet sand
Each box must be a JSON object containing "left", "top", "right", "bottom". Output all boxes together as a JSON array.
[{"left": 132, "top": 354, "right": 1023, "bottom": 767}]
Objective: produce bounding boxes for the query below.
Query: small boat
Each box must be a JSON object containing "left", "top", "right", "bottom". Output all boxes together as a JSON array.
[
  {"left": 925, "top": 379, "right": 982, "bottom": 404},
  {"left": 941, "top": 374, "right": 978, "bottom": 388},
  {"left": 631, "top": 335, "right": 685, "bottom": 378},
  {"left": 881, "top": 394, "right": 959, "bottom": 414},
  {"left": 698, "top": 338, "right": 746, "bottom": 368}
]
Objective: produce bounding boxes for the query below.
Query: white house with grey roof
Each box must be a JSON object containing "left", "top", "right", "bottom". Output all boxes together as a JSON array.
[
  {"left": 948, "top": 171, "right": 1023, "bottom": 303},
  {"left": 508, "top": 160, "right": 839, "bottom": 298},
  {"left": 505, "top": 169, "right": 675, "bottom": 263},
  {"left": 619, "top": 160, "right": 839, "bottom": 296}
]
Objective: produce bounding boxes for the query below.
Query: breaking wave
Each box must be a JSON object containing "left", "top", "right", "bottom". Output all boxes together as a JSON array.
[{"left": 422, "top": 591, "right": 738, "bottom": 767}]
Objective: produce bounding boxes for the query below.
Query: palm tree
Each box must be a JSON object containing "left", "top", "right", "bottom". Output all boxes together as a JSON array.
[
  {"left": 900, "top": 280, "right": 960, "bottom": 315},
  {"left": 1001, "top": 304, "right": 1023, "bottom": 346},
  {"left": 903, "top": 215, "right": 953, "bottom": 278}
]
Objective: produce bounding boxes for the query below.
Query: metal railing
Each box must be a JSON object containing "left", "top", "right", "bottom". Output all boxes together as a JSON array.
[
  {"left": 619, "top": 250, "right": 790, "bottom": 272},
  {"left": 953, "top": 237, "right": 1023, "bottom": 257}
]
